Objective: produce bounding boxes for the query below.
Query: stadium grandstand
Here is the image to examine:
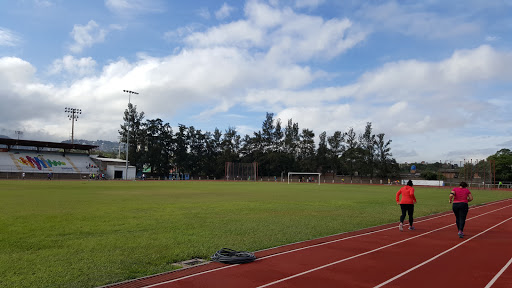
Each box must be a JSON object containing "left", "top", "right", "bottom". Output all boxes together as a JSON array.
[{"left": 0, "top": 138, "right": 135, "bottom": 180}]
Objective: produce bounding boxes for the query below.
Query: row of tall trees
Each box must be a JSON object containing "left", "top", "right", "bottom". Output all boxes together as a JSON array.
[{"left": 119, "top": 105, "right": 400, "bottom": 179}]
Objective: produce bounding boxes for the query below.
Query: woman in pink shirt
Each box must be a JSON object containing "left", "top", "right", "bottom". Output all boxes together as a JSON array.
[{"left": 449, "top": 181, "right": 474, "bottom": 238}]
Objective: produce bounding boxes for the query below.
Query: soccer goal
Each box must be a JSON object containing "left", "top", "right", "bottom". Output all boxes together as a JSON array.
[
  {"left": 225, "top": 162, "right": 258, "bottom": 181},
  {"left": 288, "top": 172, "right": 321, "bottom": 185}
]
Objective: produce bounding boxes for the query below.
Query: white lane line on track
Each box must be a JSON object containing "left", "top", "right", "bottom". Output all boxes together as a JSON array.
[
  {"left": 485, "top": 257, "right": 512, "bottom": 288},
  {"left": 373, "top": 216, "right": 512, "bottom": 288},
  {"left": 255, "top": 205, "right": 512, "bottom": 288},
  {"left": 139, "top": 212, "right": 457, "bottom": 288},
  {"left": 139, "top": 200, "right": 512, "bottom": 288}
]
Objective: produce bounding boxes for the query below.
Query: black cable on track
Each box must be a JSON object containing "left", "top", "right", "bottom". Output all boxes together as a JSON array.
[{"left": 211, "top": 248, "right": 256, "bottom": 264}]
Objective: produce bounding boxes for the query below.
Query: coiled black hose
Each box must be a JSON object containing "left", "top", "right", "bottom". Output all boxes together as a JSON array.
[{"left": 211, "top": 248, "right": 256, "bottom": 264}]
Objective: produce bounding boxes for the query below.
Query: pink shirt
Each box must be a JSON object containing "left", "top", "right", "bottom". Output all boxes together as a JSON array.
[
  {"left": 452, "top": 187, "right": 471, "bottom": 203},
  {"left": 396, "top": 186, "right": 416, "bottom": 204}
]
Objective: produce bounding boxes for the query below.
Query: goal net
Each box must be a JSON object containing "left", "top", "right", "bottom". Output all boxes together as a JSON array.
[
  {"left": 225, "top": 162, "right": 258, "bottom": 181},
  {"left": 288, "top": 172, "right": 321, "bottom": 185}
]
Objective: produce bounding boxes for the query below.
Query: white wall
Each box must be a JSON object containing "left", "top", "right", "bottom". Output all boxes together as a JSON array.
[{"left": 106, "top": 165, "right": 136, "bottom": 180}]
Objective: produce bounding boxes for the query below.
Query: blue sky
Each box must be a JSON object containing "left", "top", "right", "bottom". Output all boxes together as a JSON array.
[{"left": 1, "top": 0, "right": 511, "bottom": 164}]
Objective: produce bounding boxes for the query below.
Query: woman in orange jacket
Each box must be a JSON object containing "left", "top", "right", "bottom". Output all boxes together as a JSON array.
[{"left": 396, "top": 180, "right": 417, "bottom": 231}]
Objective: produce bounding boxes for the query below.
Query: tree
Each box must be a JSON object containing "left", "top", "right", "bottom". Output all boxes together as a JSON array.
[
  {"left": 142, "top": 118, "right": 173, "bottom": 178},
  {"left": 119, "top": 103, "right": 145, "bottom": 174},
  {"left": 187, "top": 126, "right": 208, "bottom": 176},
  {"left": 173, "top": 124, "right": 188, "bottom": 176},
  {"left": 273, "top": 118, "right": 284, "bottom": 152},
  {"left": 202, "top": 131, "right": 219, "bottom": 178},
  {"left": 298, "top": 128, "right": 315, "bottom": 171},
  {"left": 343, "top": 127, "right": 362, "bottom": 178},
  {"left": 375, "top": 133, "right": 393, "bottom": 178},
  {"left": 208, "top": 128, "right": 224, "bottom": 178},
  {"left": 116, "top": 111, "right": 400, "bottom": 181},
  {"left": 328, "top": 130, "right": 345, "bottom": 178},
  {"left": 261, "top": 112, "right": 275, "bottom": 153},
  {"left": 284, "top": 119, "right": 300, "bottom": 158},
  {"left": 218, "top": 127, "right": 240, "bottom": 175},
  {"left": 488, "top": 149, "right": 512, "bottom": 181},
  {"left": 359, "top": 122, "right": 376, "bottom": 178},
  {"left": 316, "top": 131, "right": 330, "bottom": 174}
]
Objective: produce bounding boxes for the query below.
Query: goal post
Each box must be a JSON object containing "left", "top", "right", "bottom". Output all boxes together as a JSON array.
[
  {"left": 288, "top": 172, "right": 321, "bottom": 185},
  {"left": 225, "top": 162, "right": 258, "bottom": 181}
]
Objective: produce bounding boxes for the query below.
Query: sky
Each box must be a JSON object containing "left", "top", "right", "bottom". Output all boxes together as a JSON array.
[{"left": 1, "top": 0, "right": 511, "bottom": 164}]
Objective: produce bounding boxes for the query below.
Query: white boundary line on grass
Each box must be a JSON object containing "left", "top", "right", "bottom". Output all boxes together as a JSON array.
[
  {"left": 373, "top": 216, "right": 512, "bottom": 288},
  {"left": 140, "top": 201, "right": 512, "bottom": 288},
  {"left": 485, "top": 257, "right": 512, "bottom": 288},
  {"left": 255, "top": 206, "right": 512, "bottom": 288}
]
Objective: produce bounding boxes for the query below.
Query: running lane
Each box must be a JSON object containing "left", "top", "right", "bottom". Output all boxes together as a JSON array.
[
  {"left": 106, "top": 199, "right": 512, "bottom": 288},
  {"left": 372, "top": 207, "right": 512, "bottom": 288},
  {"left": 253, "top": 201, "right": 512, "bottom": 288}
]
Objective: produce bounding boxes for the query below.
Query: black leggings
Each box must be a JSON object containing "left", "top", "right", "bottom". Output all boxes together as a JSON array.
[
  {"left": 400, "top": 204, "right": 414, "bottom": 226},
  {"left": 453, "top": 202, "right": 469, "bottom": 232}
]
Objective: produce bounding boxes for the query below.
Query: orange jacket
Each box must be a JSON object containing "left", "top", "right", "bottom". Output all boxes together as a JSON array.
[{"left": 396, "top": 186, "right": 416, "bottom": 204}]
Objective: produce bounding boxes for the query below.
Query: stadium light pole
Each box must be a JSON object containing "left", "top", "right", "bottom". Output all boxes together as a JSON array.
[
  {"left": 15, "top": 130, "right": 23, "bottom": 140},
  {"left": 123, "top": 90, "right": 138, "bottom": 180},
  {"left": 65, "top": 107, "right": 81, "bottom": 144}
]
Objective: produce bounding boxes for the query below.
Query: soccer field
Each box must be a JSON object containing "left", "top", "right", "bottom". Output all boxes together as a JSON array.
[{"left": 1, "top": 180, "right": 510, "bottom": 288}]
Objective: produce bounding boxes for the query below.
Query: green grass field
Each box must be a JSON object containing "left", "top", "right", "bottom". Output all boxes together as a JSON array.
[{"left": 1, "top": 180, "right": 511, "bottom": 288}]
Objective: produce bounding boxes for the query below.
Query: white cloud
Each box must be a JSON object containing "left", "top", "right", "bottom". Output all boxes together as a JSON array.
[
  {"left": 184, "top": 1, "right": 366, "bottom": 64},
  {"left": 276, "top": 105, "right": 354, "bottom": 133},
  {"left": 360, "top": 1, "right": 479, "bottom": 39},
  {"left": 245, "top": 0, "right": 286, "bottom": 28},
  {"left": 185, "top": 21, "right": 265, "bottom": 48},
  {"left": 198, "top": 7, "right": 211, "bottom": 19},
  {"left": 2, "top": 1, "right": 512, "bottom": 164},
  {"left": 215, "top": 3, "right": 235, "bottom": 20},
  {"left": 0, "top": 57, "right": 36, "bottom": 85},
  {"left": 295, "top": 0, "right": 325, "bottom": 9},
  {"left": 105, "top": 0, "right": 165, "bottom": 15},
  {"left": 485, "top": 35, "right": 499, "bottom": 42},
  {"left": 164, "top": 25, "right": 202, "bottom": 42},
  {"left": 34, "top": 0, "right": 54, "bottom": 7},
  {"left": 0, "top": 27, "right": 21, "bottom": 47},
  {"left": 69, "top": 20, "right": 108, "bottom": 54},
  {"left": 389, "top": 101, "right": 407, "bottom": 115},
  {"left": 48, "top": 55, "right": 97, "bottom": 76},
  {"left": 230, "top": 44, "right": 512, "bottom": 161},
  {"left": 356, "top": 45, "right": 512, "bottom": 99}
]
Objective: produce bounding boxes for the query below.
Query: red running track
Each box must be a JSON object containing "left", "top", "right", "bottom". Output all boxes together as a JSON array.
[{"left": 105, "top": 199, "right": 512, "bottom": 288}]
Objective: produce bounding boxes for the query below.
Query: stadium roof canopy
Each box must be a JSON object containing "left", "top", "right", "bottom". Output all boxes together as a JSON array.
[{"left": 0, "top": 138, "right": 98, "bottom": 152}]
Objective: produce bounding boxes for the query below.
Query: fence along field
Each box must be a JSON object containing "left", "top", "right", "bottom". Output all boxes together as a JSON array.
[{"left": 1, "top": 180, "right": 511, "bottom": 288}]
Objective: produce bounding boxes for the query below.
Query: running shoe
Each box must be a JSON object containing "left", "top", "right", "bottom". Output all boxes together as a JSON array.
[
  {"left": 399, "top": 223, "right": 403, "bottom": 232},
  {"left": 408, "top": 226, "right": 415, "bottom": 231},
  {"left": 458, "top": 232, "right": 463, "bottom": 238}
]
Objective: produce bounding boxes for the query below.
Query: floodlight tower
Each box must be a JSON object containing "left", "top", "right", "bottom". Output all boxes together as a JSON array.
[
  {"left": 15, "top": 130, "right": 23, "bottom": 140},
  {"left": 123, "top": 90, "right": 138, "bottom": 180},
  {"left": 65, "top": 107, "right": 81, "bottom": 144}
]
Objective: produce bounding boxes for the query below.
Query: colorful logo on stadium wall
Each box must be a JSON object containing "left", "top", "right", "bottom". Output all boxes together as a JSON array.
[{"left": 17, "top": 156, "right": 67, "bottom": 170}]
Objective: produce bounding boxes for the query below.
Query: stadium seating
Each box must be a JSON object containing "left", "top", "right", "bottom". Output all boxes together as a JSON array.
[{"left": 0, "top": 150, "right": 99, "bottom": 174}]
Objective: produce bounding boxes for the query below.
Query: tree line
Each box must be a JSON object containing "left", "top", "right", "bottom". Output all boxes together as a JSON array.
[
  {"left": 117, "top": 104, "right": 400, "bottom": 179},
  {"left": 399, "top": 149, "right": 512, "bottom": 183}
]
